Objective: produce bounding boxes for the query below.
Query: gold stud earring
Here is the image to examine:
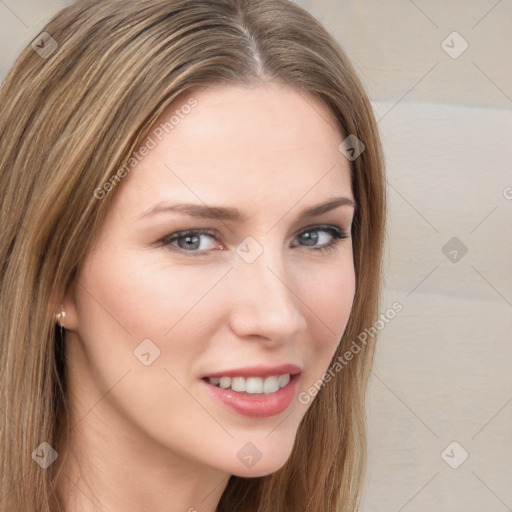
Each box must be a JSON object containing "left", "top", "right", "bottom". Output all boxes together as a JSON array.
[{"left": 55, "top": 304, "right": 66, "bottom": 326}]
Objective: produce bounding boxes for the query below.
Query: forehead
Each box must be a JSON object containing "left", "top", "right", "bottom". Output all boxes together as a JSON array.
[{"left": 113, "top": 82, "right": 353, "bottom": 217}]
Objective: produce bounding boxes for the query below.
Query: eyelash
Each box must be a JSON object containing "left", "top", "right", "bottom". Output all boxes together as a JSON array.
[{"left": 159, "top": 225, "right": 350, "bottom": 257}]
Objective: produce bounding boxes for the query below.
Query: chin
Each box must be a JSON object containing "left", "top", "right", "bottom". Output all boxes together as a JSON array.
[
  {"left": 230, "top": 451, "right": 292, "bottom": 478},
  {"left": 232, "top": 465, "right": 285, "bottom": 478}
]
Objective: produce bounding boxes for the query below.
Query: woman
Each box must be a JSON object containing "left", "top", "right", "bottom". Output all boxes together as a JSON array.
[{"left": 0, "top": 0, "right": 386, "bottom": 510}]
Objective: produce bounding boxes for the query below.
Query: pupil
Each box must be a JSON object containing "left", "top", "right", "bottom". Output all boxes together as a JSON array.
[{"left": 183, "top": 235, "right": 199, "bottom": 249}]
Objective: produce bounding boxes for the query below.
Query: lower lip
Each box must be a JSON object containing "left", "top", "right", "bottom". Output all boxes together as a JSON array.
[{"left": 201, "top": 374, "right": 300, "bottom": 418}]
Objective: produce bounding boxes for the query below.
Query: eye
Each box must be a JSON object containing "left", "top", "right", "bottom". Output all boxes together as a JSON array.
[
  {"left": 159, "top": 225, "right": 350, "bottom": 257},
  {"left": 160, "top": 229, "right": 220, "bottom": 256},
  {"left": 293, "top": 225, "right": 350, "bottom": 255}
]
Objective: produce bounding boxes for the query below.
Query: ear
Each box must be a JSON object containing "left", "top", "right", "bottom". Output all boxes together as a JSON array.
[{"left": 49, "top": 279, "right": 79, "bottom": 331}]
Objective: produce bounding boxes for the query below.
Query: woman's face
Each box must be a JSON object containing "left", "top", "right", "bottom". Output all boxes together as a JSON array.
[{"left": 63, "top": 82, "right": 356, "bottom": 478}]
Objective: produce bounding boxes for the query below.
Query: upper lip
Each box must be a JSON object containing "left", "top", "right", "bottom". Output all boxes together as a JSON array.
[{"left": 203, "top": 364, "right": 302, "bottom": 379}]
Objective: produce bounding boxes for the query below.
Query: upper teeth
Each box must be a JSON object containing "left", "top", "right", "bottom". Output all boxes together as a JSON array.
[{"left": 207, "top": 374, "right": 291, "bottom": 394}]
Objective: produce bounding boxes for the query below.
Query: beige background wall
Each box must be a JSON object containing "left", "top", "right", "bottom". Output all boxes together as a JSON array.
[{"left": 1, "top": 1, "right": 510, "bottom": 510}]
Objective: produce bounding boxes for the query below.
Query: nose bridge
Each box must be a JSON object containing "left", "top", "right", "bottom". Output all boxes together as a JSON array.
[{"left": 228, "top": 242, "right": 306, "bottom": 339}]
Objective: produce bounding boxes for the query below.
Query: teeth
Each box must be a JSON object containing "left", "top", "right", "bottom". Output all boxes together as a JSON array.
[
  {"left": 262, "top": 376, "right": 279, "bottom": 394},
  {"left": 231, "top": 377, "right": 245, "bottom": 392},
  {"left": 246, "top": 377, "right": 263, "bottom": 394},
  {"left": 219, "top": 377, "right": 231, "bottom": 389},
  {"left": 278, "top": 374, "right": 290, "bottom": 388},
  {"left": 206, "top": 374, "right": 292, "bottom": 394}
]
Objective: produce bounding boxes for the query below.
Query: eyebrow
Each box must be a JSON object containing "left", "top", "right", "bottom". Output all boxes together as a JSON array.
[{"left": 138, "top": 196, "right": 356, "bottom": 222}]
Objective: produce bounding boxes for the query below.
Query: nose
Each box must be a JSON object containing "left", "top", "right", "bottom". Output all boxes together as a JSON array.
[{"left": 227, "top": 246, "right": 307, "bottom": 344}]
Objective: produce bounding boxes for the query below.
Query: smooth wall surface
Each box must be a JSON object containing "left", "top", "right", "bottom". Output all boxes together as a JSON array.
[{"left": 1, "top": 1, "right": 511, "bottom": 510}]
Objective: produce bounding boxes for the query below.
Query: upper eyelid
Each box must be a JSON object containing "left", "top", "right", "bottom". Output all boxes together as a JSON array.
[{"left": 296, "top": 224, "right": 346, "bottom": 233}]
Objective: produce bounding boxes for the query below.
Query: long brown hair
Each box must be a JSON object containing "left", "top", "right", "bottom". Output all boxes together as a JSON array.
[{"left": 0, "top": 1, "right": 386, "bottom": 510}]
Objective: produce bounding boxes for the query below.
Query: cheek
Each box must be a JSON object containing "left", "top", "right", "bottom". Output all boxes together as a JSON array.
[
  {"left": 74, "top": 248, "right": 230, "bottom": 370},
  {"left": 71, "top": 250, "right": 231, "bottom": 442},
  {"left": 296, "top": 257, "right": 356, "bottom": 370},
  {"left": 302, "top": 257, "right": 355, "bottom": 330}
]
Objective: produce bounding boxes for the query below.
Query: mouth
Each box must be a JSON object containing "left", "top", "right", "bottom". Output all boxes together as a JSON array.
[{"left": 200, "top": 365, "right": 301, "bottom": 418}]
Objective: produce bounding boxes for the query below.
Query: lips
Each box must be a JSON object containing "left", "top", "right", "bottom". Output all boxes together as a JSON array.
[{"left": 200, "top": 364, "right": 302, "bottom": 418}]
